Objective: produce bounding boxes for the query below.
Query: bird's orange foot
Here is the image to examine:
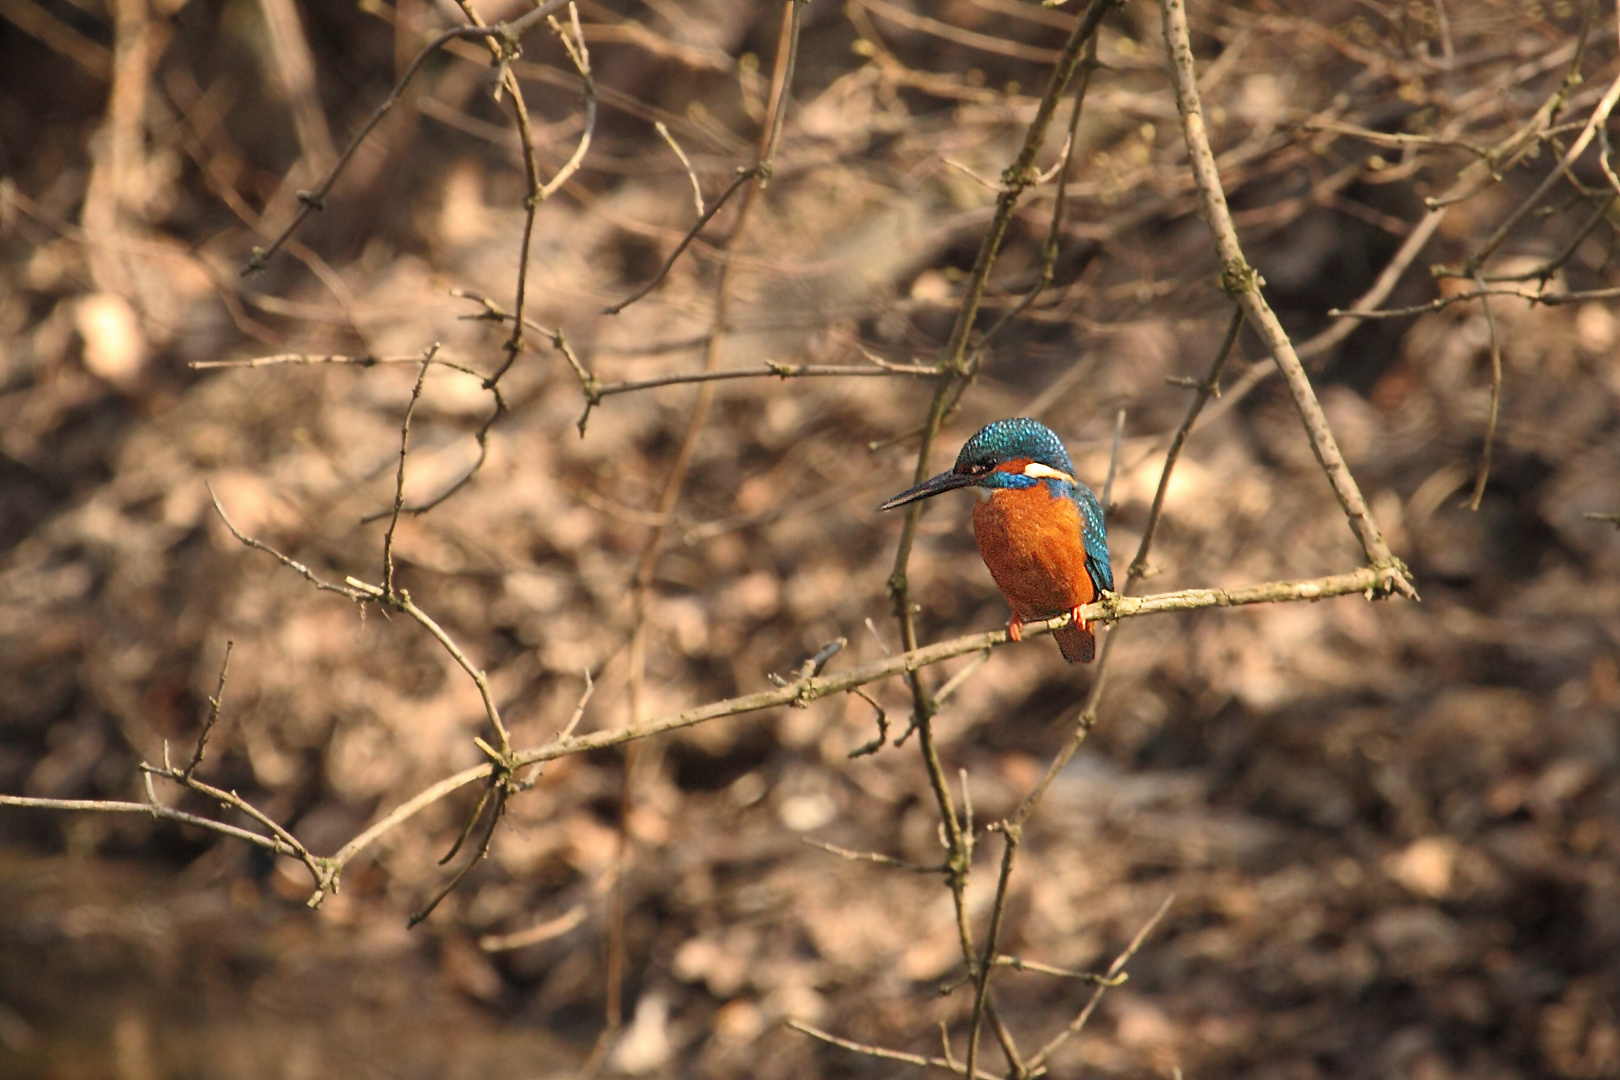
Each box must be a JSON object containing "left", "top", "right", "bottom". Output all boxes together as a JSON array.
[
  {"left": 1069, "top": 605, "right": 1090, "bottom": 633},
  {"left": 1007, "top": 616, "right": 1025, "bottom": 642}
]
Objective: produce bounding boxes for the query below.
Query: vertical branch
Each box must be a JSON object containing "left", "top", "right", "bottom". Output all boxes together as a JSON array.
[
  {"left": 1466, "top": 270, "right": 1503, "bottom": 510},
  {"left": 593, "top": 4, "right": 809, "bottom": 1070},
  {"left": 1013, "top": 308, "right": 1243, "bottom": 832},
  {"left": 383, "top": 354, "right": 434, "bottom": 596},
  {"left": 881, "top": 0, "right": 1121, "bottom": 1036},
  {"left": 450, "top": 0, "right": 561, "bottom": 386},
  {"left": 963, "top": 823, "right": 1020, "bottom": 1080},
  {"left": 184, "top": 639, "right": 235, "bottom": 780},
  {"left": 1129, "top": 308, "right": 1241, "bottom": 581},
  {"left": 1101, "top": 408, "right": 1126, "bottom": 511},
  {"left": 980, "top": 27, "right": 1102, "bottom": 348}
]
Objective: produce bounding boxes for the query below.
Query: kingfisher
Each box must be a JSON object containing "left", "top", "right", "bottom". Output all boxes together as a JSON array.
[{"left": 879, "top": 418, "right": 1114, "bottom": 663}]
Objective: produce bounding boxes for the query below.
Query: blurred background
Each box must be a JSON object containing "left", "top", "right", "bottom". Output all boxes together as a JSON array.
[{"left": 2, "top": 0, "right": 1619, "bottom": 1077}]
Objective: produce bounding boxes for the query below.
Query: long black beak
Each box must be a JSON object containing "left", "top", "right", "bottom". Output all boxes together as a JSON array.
[{"left": 877, "top": 469, "right": 976, "bottom": 511}]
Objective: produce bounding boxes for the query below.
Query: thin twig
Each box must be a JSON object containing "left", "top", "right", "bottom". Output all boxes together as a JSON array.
[
  {"left": 1466, "top": 269, "right": 1503, "bottom": 511},
  {"left": 1327, "top": 281, "right": 1620, "bottom": 318},
  {"left": 787, "top": 1020, "right": 1004, "bottom": 1080},
  {"left": 964, "top": 823, "right": 1020, "bottom": 1080},
  {"left": 342, "top": 575, "right": 512, "bottom": 754},
  {"left": 383, "top": 353, "right": 434, "bottom": 595},
  {"left": 451, "top": 0, "right": 544, "bottom": 388},
  {"left": 1101, "top": 408, "right": 1126, "bottom": 512},
  {"left": 190, "top": 352, "right": 486, "bottom": 379},
  {"left": 242, "top": 0, "right": 573, "bottom": 274},
  {"left": 359, "top": 386, "right": 509, "bottom": 522},
  {"left": 140, "top": 760, "right": 335, "bottom": 894},
  {"left": 802, "top": 838, "right": 945, "bottom": 873},
  {"left": 656, "top": 120, "right": 705, "bottom": 215},
  {"left": 993, "top": 955, "right": 1129, "bottom": 985},
  {"left": 206, "top": 483, "right": 371, "bottom": 602},
  {"left": 0, "top": 795, "right": 307, "bottom": 856},
  {"left": 1129, "top": 308, "right": 1242, "bottom": 581},
  {"left": 581, "top": 358, "right": 935, "bottom": 412},
  {"left": 436, "top": 782, "right": 494, "bottom": 868},
  {"left": 846, "top": 686, "right": 890, "bottom": 757},
  {"left": 602, "top": 168, "right": 756, "bottom": 315},
  {"left": 184, "top": 639, "right": 234, "bottom": 780},
  {"left": 409, "top": 786, "right": 507, "bottom": 927},
  {"left": 1026, "top": 894, "right": 1174, "bottom": 1070},
  {"left": 537, "top": 5, "right": 596, "bottom": 203}
]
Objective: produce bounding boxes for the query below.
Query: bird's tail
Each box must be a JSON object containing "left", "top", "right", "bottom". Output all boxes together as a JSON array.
[{"left": 1053, "top": 624, "right": 1095, "bottom": 663}]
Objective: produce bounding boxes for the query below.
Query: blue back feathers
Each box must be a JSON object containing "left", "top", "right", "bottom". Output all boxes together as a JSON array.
[
  {"left": 959, "top": 418, "right": 1114, "bottom": 595},
  {"left": 1074, "top": 483, "right": 1114, "bottom": 596}
]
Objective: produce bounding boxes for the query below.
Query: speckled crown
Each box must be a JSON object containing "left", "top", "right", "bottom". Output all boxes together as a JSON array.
[{"left": 955, "top": 418, "right": 1074, "bottom": 473}]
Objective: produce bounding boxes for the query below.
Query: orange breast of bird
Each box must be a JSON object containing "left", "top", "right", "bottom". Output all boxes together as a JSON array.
[{"left": 971, "top": 484, "right": 1096, "bottom": 622}]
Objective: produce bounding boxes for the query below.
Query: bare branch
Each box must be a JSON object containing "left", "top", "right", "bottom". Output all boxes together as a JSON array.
[
  {"left": 206, "top": 483, "right": 371, "bottom": 602},
  {"left": 993, "top": 955, "right": 1128, "bottom": 985},
  {"left": 383, "top": 352, "right": 434, "bottom": 596},
  {"left": 343, "top": 576, "right": 513, "bottom": 755},
  {"left": 1466, "top": 271, "right": 1503, "bottom": 511},
  {"left": 184, "top": 639, "right": 233, "bottom": 780},
  {"left": 537, "top": 4, "right": 596, "bottom": 202},
  {"left": 0, "top": 795, "right": 300, "bottom": 856},
  {"left": 242, "top": 0, "right": 575, "bottom": 275},
  {"left": 802, "top": 838, "right": 944, "bottom": 874},
  {"left": 964, "top": 823, "right": 1020, "bottom": 1080},
  {"left": 1129, "top": 308, "right": 1242, "bottom": 582},
  {"left": 1159, "top": 0, "right": 1415, "bottom": 597},
  {"left": 1026, "top": 894, "right": 1174, "bottom": 1070},
  {"left": 601, "top": 167, "right": 757, "bottom": 315},
  {"left": 656, "top": 120, "right": 705, "bottom": 215},
  {"left": 787, "top": 1019, "right": 1004, "bottom": 1080},
  {"left": 1460, "top": 65, "right": 1620, "bottom": 273},
  {"left": 1298, "top": 24, "right": 1596, "bottom": 358},
  {"left": 190, "top": 352, "right": 487, "bottom": 379}
]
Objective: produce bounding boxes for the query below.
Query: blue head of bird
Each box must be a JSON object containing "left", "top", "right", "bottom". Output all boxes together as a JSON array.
[{"left": 877, "top": 418, "right": 1080, "bottom": 509}]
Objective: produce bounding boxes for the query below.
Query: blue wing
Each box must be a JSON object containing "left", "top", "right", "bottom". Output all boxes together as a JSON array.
[{"left": 1071, "top": 483, "right": 1114, "bottom": 595}]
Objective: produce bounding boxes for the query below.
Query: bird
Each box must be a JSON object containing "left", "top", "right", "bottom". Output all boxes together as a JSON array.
[{"left": 879, "top": 418, "right": 1114, "bottom": 663}]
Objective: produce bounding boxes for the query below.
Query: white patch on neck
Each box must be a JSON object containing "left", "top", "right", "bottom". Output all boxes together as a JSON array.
[{"left": 1022, "top": 462, "right": 1074, "bottom": 484}]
